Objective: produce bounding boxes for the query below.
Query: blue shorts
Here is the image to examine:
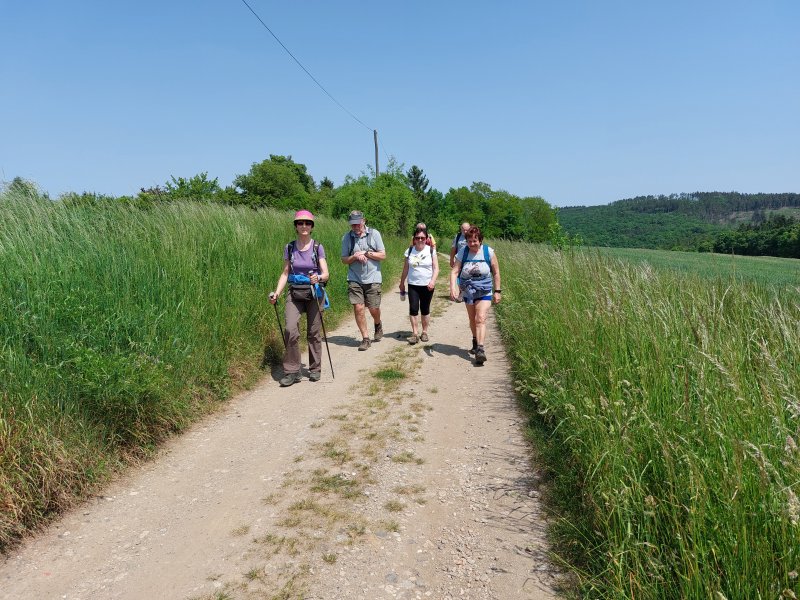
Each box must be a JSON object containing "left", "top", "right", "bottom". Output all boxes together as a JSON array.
[{"left": 464, "top": 294, "right": 492, "bottom": 305}]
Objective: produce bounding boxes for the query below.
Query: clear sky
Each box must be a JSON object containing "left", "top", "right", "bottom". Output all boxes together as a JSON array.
[{"left": 2, "top": 1, "right": 798, "bottom": 207}]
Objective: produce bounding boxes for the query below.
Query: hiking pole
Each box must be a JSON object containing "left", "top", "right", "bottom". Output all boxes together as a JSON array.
[
  {"left": 269, "top": 293, "right": 286, "bottom": 349},
  {"left": 316, "top": 290, "right": 335, "bottom": 379}
]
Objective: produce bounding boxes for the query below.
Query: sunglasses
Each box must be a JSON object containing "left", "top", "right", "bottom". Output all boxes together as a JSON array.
[
  {"left": 295, "top": 220, "right": 313, "bottom": 226},
  {"left": 413, "top": 236, "right": 426, "bottom": 241}
]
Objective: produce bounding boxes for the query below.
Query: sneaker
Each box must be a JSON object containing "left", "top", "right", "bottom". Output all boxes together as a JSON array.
[
  {"left": 373, "top": 322, "right": 384, "bottom": 341},
  {"left": 420, "top": 332, "right": 429, "bottom": 342},
  {"left": 279, "top": 372, "right": 300, "bottom": 387},
  {"left": 358, "top": 337, "right": 371, "bottom": 351},
  {"left": 309, "top": 371, "right": 321, "bottom": 382},
  {"left": 468, "top": 338, "right": 478, "bottom": 355},
  {"left": 408, "top": 334, "right": 418, "bottom": 345},
  {"left": 475, "top": 346, "right": 487, "bottom": 365}
]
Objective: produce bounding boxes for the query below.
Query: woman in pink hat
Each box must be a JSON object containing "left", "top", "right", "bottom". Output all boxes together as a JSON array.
[{"left": 269, "top": 210, "right": 329, "bottom": 386}]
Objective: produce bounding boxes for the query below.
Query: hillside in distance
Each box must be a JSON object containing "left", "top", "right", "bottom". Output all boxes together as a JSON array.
[{"left": 559, "top": 192, "right": 800, "bottom": 250}]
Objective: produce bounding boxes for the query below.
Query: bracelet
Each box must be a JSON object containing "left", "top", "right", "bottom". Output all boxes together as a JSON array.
[{"left": 495, "top": 289, "right": 502, "bottom": 293}]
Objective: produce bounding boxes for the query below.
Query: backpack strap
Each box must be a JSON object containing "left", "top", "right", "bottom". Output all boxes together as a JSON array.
[
  {"left": 287, "top": 241, "right": 296, "bottom": 274},
  {"left": 348, "top": 227, "right": 373, "bottom": 256},
  {"left": 455, "top": 231, "right": 463, "bottom": 246},
  {"left": 460, "top": 244, "right": 490, "bottom": 265}
]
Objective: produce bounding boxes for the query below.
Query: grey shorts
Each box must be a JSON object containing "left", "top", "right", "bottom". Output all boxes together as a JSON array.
[{"left": 348, "top": 281, "right": 382, "bottom": 308}]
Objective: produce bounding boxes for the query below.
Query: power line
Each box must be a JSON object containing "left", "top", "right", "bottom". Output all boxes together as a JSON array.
[{"left": 238, "top": 0, "right": 373, "bottom": 132}]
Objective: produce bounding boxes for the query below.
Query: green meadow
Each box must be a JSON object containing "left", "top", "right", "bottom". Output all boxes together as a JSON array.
[
  {"left": 0, "top": 191, "right": 405, "bottom": 549},
  {"left": 495, "top": 241, "right": 800, "bottom": 598},
  {"left": 596, "top": 246, "right": 800, "bottom": 288}
]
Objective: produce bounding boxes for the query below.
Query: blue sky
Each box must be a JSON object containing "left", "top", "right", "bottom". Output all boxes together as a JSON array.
[{"left": 2, "top": 1, "right": 798, "bottom": 207}]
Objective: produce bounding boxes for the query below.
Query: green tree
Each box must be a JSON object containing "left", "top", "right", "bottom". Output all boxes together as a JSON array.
[
  {"left": 332, "top": 158, "right": 416, "bottom": 236},
  {"left": 165, "top": 172, "right": 222, "bottom": 200},
  {"left": 425, "top": 188, "right": 458, "bottom": 241},
  {"left": 520, "top": 196, "right": 558, "bottom": 242},
  {"left": 445, "top": 185, "right": 485, "bottom": 228},
  {"left": 406, "top": 165, "right": 430, "bottom": 202},
  {"left": 234, "top": 155, "right": 313, "bottom": 209},
  {"left": 483, "top": 189, "right": 525, "bottom": 240},
  {"left": 307, "top": 177, "right": 336, "bottom": 217}
]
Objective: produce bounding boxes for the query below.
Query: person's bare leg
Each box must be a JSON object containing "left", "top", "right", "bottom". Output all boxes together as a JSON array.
[
  {"left": 354, "top": 303, "right": 368, "bottom": 339},
  {"left": 474, "top": 301, "right": 491, "bottom": 346}
]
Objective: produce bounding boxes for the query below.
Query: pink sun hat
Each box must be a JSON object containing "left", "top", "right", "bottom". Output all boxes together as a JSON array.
[{"left": 293, "top": 209, "right": 315, "bottom": 224}]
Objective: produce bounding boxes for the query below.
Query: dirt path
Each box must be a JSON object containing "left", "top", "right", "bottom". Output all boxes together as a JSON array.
[{"left": 0, "top": 270, "right": 561, "bottom": 600}]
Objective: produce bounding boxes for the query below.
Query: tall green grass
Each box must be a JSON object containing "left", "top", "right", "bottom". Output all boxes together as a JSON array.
[
  {"left": 495, "top": 241, "right": 800, "bottom": 598},
  {"left": 0, "top": 191, "right": 405, "bottom": 549}
]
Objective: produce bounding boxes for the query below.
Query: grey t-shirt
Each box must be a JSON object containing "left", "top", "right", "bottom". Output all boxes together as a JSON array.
[{"left": 341, "top": 227, "right": 385, "bottom": 284}]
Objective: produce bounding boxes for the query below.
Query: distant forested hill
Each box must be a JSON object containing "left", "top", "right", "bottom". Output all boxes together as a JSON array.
[{"left": 559, "top": 192, "right": 800, "bottom": 250}]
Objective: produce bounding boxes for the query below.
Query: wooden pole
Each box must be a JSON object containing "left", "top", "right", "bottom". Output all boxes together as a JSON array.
[{"left": 373, "top": 129, "right": 379, "bottom": 177}]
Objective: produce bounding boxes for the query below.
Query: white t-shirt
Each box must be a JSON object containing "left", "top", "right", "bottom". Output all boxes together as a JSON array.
[{"left": 404, "top": 245, "right": 434, "bottom": 286}]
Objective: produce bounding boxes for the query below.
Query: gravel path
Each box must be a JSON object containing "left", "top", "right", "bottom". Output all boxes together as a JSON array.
[{"left": 0, "top": 272, "right": 561, "bottom": 599}]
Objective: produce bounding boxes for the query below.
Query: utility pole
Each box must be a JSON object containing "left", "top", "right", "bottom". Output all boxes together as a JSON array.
[{"left": 373, "top": 129, "right": 379, "bottom": 177}]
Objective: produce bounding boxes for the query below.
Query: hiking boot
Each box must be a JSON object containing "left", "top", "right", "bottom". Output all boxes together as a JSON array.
[
  {"left": 279, "top": 372, "right": 300, "bottom": 387},
  {"left": 420, "top": 332, "right": 429, "bottom": 342},
  {"left": 475, "top": 345, "right": 487, "bottom": 365},
  {"left": 468, "top": 338, "right": 478, "bottom": 355},
  {"left": 408, "top": 334, "right": 418, "bottom": 345},
  {"left": 373, "top": 322, "right": 384, "bottom": 341},
  {"left": 308, "top": 371, "right": 321, "bottom": 382},
  {"left": 358, "top": 337, "right": 371, "bottom": 351}
]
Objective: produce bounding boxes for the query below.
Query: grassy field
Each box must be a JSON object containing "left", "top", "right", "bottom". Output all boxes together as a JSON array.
[
  {"left": 594, "top": 246, "right": 800, "bottom": 288},
  {"left": 0, "top": 191, "right": 406, "bottom": 550},
  {"left": 494, "top": 241, "right": 799, "bottom": 598}
]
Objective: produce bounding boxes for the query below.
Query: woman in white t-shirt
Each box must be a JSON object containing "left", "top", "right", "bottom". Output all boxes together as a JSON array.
[{"left": 398, "top": 227, "right": 440, "bottom": 344}]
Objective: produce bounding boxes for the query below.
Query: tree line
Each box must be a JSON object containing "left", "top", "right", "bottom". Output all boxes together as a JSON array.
[
  {"left": 604, "top": 192, "right": 800, "bottom": 221},
  {"left": 559, "top": 191, "right": 800, "bottom": 258},
  {"left": 710, "top": 214, "right": 800, "bottom": 258},
  {"left": 5, "top": 155, "right": 558, "bottom": 244}
]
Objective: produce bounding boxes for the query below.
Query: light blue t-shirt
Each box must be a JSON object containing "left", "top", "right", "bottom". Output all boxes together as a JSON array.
[{"left": 341, "top": 227, "right": 385, "bottom": 284}]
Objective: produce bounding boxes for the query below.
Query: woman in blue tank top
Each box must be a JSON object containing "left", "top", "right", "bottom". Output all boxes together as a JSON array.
[{"left": 448, "top": 226, "right": 502, "bottom": 365}]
